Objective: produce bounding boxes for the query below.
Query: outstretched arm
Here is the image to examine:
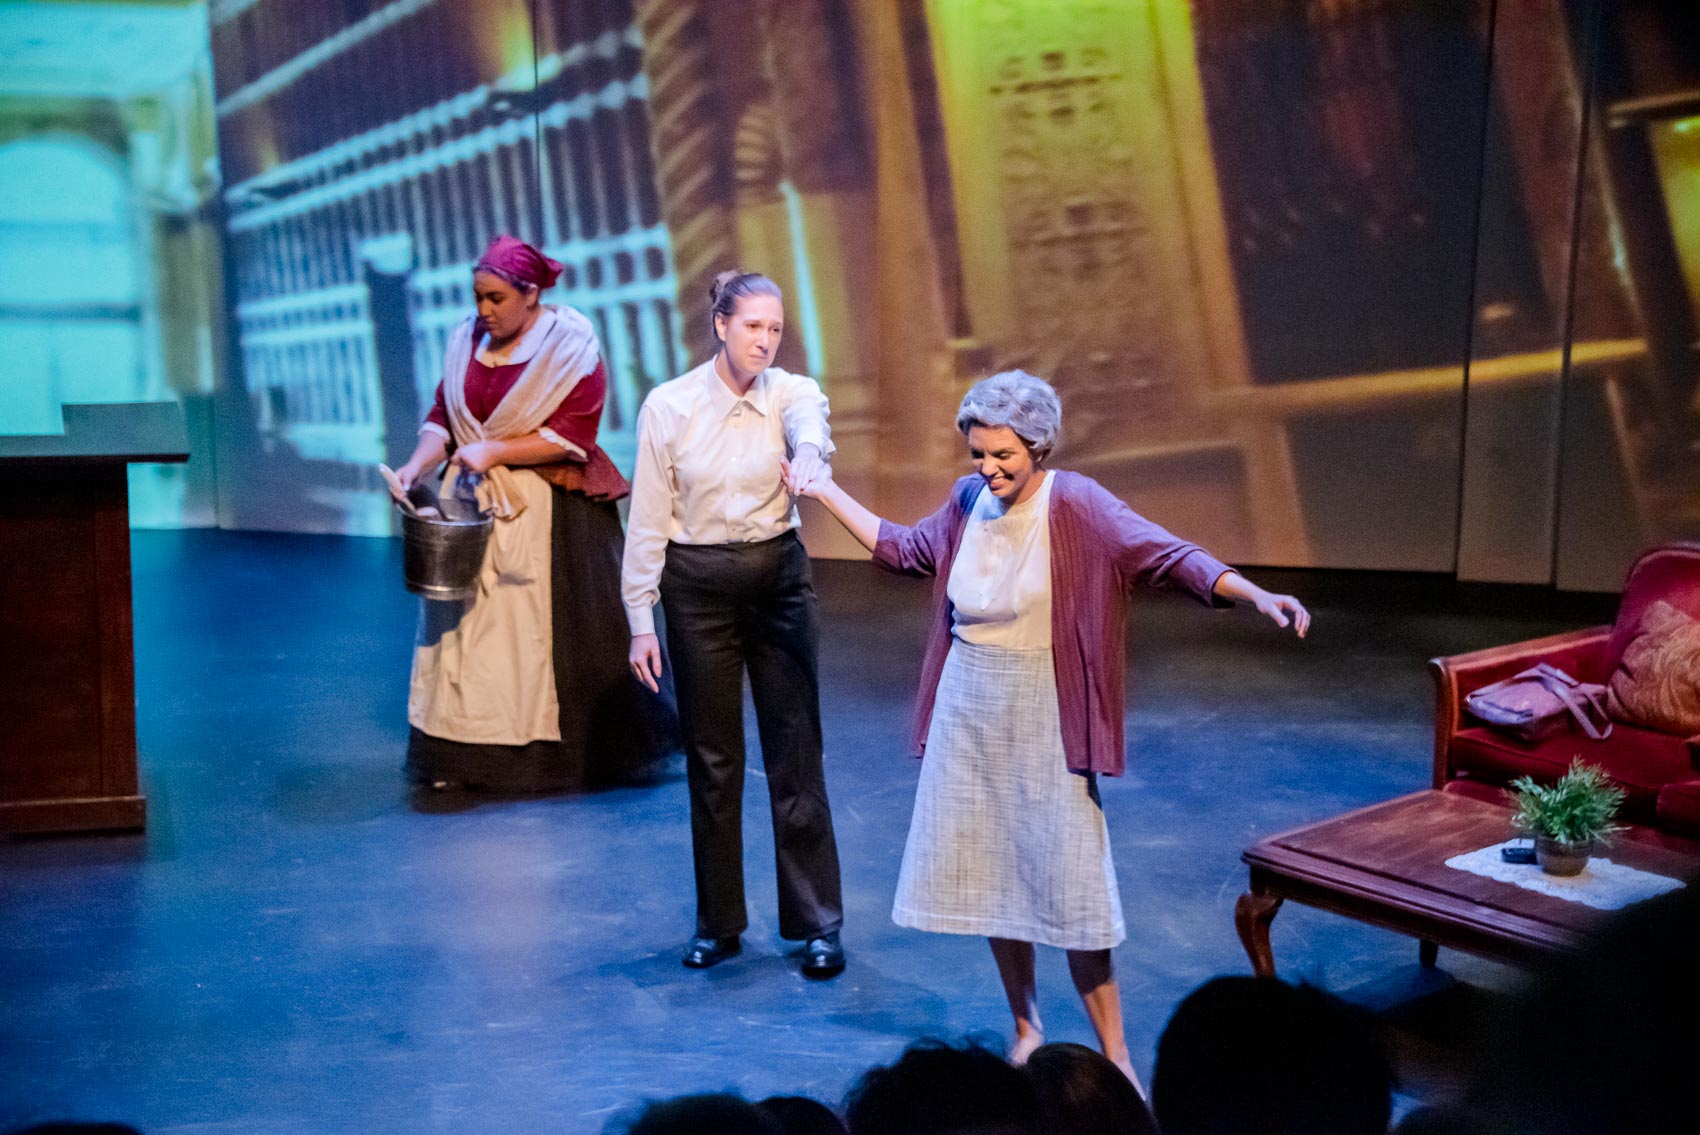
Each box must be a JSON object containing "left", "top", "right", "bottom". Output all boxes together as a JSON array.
[
  {"left": 1083, "top": 476, "right": 1310, "bottom": 637},
  {"left": 784, "top": 457, "right": 882, "bottom": 551},
  {"left": 1213, "top": 570, "right": 1311, "bottom": 637}
]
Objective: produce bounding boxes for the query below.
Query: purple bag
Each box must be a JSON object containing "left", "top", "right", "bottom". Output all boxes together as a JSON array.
[{"left": 1464, "top": 663, "right": 1613, "bottom": 743}]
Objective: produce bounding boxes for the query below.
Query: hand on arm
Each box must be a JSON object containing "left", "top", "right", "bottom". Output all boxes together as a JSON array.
[
  {"left": 450, "top": 432, "right": 569, "bottom": 474},
  {"left": 782, "top": 443, "right": 826, "bottom": 495},
  {"left": 780, "top": 457, "right": 884, "bottom": 551},
  {"left": 1212, "top": 571, "right": 1311, "bottom": 637}
]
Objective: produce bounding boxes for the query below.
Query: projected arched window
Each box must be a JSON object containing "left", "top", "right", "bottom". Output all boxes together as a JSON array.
[{"left": 0, "top": 135, "right": 149, "bottom": 435}]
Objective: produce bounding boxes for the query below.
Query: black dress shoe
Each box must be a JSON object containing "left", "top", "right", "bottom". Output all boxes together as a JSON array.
[
  {"left": 682, "top": 935, "right": 741, "bottom": 969},
  {"left": 801, "top": 931, "right": 845, "bottom": 978}
]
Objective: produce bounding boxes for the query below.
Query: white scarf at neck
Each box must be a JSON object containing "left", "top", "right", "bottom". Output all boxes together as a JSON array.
[{"left": 439, "top": 305, "right": 600, "bottom": 518}]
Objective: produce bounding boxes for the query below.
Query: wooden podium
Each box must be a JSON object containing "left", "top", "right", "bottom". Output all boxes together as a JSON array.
[{"left": 0, "top": 402, "right": 189, "bottom": 834}]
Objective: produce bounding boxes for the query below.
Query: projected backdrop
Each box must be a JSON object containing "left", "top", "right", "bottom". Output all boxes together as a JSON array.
[
  {"left": 0, "top": 0, "right": 223, "bottom": 527},
  {"left": 5, "top": 0, "right": 1695, "bottom": 590}
]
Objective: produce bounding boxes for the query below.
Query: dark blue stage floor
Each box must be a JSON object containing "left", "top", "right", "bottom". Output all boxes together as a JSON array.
[{"left": 0, "top": 530, "right": 1612, "bottom": 1132}]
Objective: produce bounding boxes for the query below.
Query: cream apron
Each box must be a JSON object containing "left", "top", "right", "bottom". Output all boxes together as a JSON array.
[{"left": 407, "top": 307, "right": 599, "bottom": 745}]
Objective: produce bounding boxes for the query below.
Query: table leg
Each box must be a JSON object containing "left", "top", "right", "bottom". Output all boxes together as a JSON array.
[
  {"left": 1235, "top": 890, "right": 1283, "bottom": 977},
  {"left": 1419, "top": 939, "right": 1439, "bottom": 968}
]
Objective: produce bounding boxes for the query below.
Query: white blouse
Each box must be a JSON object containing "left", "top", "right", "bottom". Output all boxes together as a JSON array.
[
  {"left": 947, "top": 471, "right": 1055, "bottom": 649},
  {"left": 620, "top": 358, "right": 834, "bottom": 636}
]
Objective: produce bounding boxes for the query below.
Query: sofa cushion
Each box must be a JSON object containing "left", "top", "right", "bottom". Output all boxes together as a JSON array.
[
  {"left": 1602, "top": 544, "right": 1700, "bottom": 680},
  {"left": 1607, "top": 600, "right": 1700, "bottom": 736},
  {"left": 1449, "top": 722, "right": 1694, "bottom": 823},
  {"left": 1656, "top": 780, "right": 1700, "bottom": 838}
]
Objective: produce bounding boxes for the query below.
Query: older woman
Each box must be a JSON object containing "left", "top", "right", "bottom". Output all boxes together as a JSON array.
[
  {"left": 392, "top": 235, "right": 677, "bottom": 793},
  {"left": 792, "top": 370, "right": 1309, "bottom": 1087}
]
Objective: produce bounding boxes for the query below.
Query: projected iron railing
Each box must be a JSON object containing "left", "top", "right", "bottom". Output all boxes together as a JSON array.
[{"left": 220, "top": 12, "right": 683, "bottom": 482}]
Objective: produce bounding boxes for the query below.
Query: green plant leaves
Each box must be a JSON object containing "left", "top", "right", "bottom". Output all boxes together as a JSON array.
[{"left": 1508, "top": 759, "right": 1627, "bottom": 846}]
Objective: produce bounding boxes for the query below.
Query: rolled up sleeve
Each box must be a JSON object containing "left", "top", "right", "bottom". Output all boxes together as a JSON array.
[
  {"left": 1088, "top": 479, "right": 1233, "bottom": 607},
  {"left": 778, "top": 373, "right": 834, "bottom": 459},
  {"left": 872, "top": 489, "right": 971, "bottom": 579}
]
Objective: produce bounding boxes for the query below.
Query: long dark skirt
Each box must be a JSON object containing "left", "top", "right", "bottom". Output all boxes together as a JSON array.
[{"left": 406, "top": 486, "right": 680, "bottom": 792}]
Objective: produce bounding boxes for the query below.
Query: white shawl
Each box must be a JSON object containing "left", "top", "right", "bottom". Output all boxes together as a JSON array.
[{"left": 440, "top": 305, "right": 600, "bottom": 518}]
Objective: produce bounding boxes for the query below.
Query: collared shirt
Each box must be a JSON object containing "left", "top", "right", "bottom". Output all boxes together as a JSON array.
[{"left": 621, "top": 357, "right": 834, "bottom": 635}]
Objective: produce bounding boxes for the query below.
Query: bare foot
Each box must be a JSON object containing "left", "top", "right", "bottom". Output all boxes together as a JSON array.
[
  {"left": 1008, "top": 1028, "right": 1045, "bottom": 1066},
  {"left": 1111, "top": 1053, "right": 1147, "bottom": 1099}
]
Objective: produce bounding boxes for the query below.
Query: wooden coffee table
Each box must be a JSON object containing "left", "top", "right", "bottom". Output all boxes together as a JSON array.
[{"left": 1237, "top": 790, "right": 1698, "bottom": 976}]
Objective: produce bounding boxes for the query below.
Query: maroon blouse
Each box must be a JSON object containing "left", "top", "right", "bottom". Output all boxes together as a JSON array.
[
  {"left": 872, "top": 471, "right": 1234, "bottom": 777},
  {"left": 425, "top": 356, "right": 626, "bottom": 500}
]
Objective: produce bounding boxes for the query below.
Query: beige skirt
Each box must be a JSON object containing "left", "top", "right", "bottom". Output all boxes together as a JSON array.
[{"left": 893, "top": 638, "right": 1126, "bottom": 950}]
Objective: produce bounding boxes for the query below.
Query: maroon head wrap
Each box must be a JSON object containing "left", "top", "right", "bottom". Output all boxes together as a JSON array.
[{"left": 475, "top": 235, "right": 563, "bottom": 292}]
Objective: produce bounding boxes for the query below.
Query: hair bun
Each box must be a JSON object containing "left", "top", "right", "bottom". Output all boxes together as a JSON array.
[
  {"left": 706, "top": 270, "right": 783, "bottom": 343},
  {"left": 708, "top": 268, "right": 746, "bottom": 305}
]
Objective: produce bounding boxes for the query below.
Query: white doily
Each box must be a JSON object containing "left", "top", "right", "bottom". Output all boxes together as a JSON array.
[{"left": 1445, "top": 840, "right": 1686, "bottom": 911}]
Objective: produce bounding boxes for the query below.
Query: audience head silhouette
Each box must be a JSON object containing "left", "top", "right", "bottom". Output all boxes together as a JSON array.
[
  {"left": 1022, "top": 1042, "right": 1156, "bottom": 1135},
  {"left": 616, "top": 1092, "right": 785, "bottom": 1135},
  {"left": 1152, "top": 976, "right": 1391, "bottom": 1135},
  {"left": 1460, "top": 879, "right": 1700, "bottom": 1134},
  {"left": 844, "top": 1038, "right": 1041, "bottom": 1135},
  {"left": 758, "top": 1095, "right": 848, "bottom": 1135}
]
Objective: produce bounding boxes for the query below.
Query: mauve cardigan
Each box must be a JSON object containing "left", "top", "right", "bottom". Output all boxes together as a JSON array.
[{"left": 872, "top": 471, "right": 1233, "bottom": 777}]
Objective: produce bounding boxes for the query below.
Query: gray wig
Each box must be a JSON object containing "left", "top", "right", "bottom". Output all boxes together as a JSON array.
[{"left": 955, "top": 370, "right": 1062, "bottom": 457}]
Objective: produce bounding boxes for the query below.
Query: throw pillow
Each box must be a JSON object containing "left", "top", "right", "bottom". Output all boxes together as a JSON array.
[{"left": 1606, "top": 599, "right": 1700, "bottom": 736}]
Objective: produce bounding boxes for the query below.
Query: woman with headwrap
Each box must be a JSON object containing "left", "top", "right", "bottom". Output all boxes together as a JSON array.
[{"left": 392, "top": 235, "right": 678, "bottom": 793}]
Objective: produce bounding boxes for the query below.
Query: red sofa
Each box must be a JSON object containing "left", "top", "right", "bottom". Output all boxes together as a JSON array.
[{"left": 1429, "top": 544, "right": 1700, "bottom": 850}]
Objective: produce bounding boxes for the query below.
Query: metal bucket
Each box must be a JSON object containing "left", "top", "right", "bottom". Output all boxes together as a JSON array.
[{"left": 401, "top": 509, "right": 493, "bottom": 601}]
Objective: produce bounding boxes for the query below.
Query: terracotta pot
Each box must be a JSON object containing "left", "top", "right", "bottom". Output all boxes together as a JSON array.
[{"left": 1534, "top": 835, "right": 1594, "bottom": 877}]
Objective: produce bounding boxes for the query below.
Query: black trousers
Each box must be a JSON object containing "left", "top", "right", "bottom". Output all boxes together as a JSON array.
[{"left": 661, "top": 531, "right": 844, "bottom": 940}]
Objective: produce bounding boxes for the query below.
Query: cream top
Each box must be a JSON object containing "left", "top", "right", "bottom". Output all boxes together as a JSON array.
[{"left": 947, "top": 471, "right": 1055, "bottom": 649}]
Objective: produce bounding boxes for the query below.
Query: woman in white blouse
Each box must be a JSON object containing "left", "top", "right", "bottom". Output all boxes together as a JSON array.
[{"left": 621, "top": 270, "right": 846, "bottom": 978}]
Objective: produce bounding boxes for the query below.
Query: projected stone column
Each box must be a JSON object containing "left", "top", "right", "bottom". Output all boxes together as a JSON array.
[
  {"left": 759, "top": 0, "right": 876, "bottom": 414},
  {"left": 633, "top": 0, "right": 739, "bottom": 364},
  {"left": 916, "top": 0, "right": 1309, "bottom": 564},
  {"left": 727, "top": 100, "right": 803, "bottom": 376},
  {"left": 363, "top": 234, "right": 422, "bottom": 475}
]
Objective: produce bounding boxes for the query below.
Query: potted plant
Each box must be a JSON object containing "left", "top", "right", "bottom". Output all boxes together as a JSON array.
[{"left": 1508, "top": 759, "right": 1626, "bottom": 876}]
